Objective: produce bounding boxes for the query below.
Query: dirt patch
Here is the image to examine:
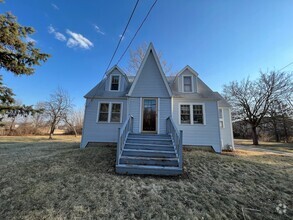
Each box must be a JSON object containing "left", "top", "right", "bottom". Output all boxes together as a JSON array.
[
  {"left": 0, "top": 136, "right": 292, "bottom": 219},
  {"left": 235, "top": 139, "right": 293, "bottom": 153}
]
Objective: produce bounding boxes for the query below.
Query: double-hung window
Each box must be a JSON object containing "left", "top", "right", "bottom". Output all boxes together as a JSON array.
[
  {"left": 193, "top": 105, "right": 203, "bottom": 124},
  {"left": 110, "top": 75, "right": 120, "bottom": 91},
  {"left": 110, "top": 104, "right": 121, "bottom": 122},
  {"left": 183, "top": 76, "right": 192, "bottom": 92},
  {"left": 180, "top": 104, "right": 204, "bottom": 125},
  {"left": 98, "top": 103, "right": 109, "bottom": 122},
  {"left": 180, "top": 105, "right": 191, "bottom": 124},
  {"left": 218, "top": 108, "right": 224, "bottom": 128},
  {"left": 98, "top": 103, "right": 122, "bottom": 123}
]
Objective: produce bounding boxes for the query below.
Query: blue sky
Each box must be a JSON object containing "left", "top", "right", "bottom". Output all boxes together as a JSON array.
[{"left": 1, "top": 0, "right": 293, "bottom": 108}]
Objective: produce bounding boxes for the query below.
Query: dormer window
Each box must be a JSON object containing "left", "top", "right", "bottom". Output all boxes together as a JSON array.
[
  {"left": 183, "top": 76, "right": 192, "bottom": 92},
  {"left": 110, "top": 75, "right": 120, "bottom": 91}
]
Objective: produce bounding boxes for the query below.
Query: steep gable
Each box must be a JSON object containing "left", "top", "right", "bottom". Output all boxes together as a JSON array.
[
  {"left": 127, "top": 43, "right": 172, "bottom": 97},
  {"left": 84, "top": 66, "right": 129, "bottom": 98}
]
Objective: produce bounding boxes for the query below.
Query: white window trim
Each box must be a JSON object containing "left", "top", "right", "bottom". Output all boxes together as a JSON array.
[
  {"left": 219, "top": 108, "right": 225, "bottom": 128},
  {"left": 178, "top": 103, "right": 206, "bottom": 125},
  {"left": 109, "top": 74, "right": 121, "bottom": 92},
  {"left": 182, "top": 75, "right": 194, "bottom": 93},
  {"left": 97, "top": 102, "right": 123, "bottom": 123}
]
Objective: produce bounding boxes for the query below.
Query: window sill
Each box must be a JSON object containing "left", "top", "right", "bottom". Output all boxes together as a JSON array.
[
  {"left": 96, "top": 122, "right": 122, "bottom": 124},
  {"left": 179, "top": 123, "right": 206, "bottom": 126}
]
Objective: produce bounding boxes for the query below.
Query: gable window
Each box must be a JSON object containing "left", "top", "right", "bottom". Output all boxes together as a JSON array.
[
  {"left": 110, "top": 75, "right": 120, "bottom": 91},
  {"left": 183, "top": 76, "right": 192, "bottom": 92},
  {"left": 180, "top": 103, "right": 204, "bottom": 125},
  {"left": 218, "top": 108, "right": 224, "bottom": 128},
  {"left": 98, "top": 102, "right": 122, "bottom": 123}
]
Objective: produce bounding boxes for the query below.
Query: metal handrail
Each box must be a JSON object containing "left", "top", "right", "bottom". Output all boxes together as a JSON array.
[
  {"left": 166, "top": 116, "right": 183, "bottom": 169},
  {"left": 116, "top": 115, "right": 134, "bottom": 165}
]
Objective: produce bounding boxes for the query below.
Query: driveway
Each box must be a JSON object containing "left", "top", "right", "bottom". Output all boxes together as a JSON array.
[{"left": 235, "top": 144, "right": 293, "bottom": 157}]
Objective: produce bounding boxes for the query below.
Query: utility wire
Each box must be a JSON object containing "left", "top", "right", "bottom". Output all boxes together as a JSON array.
[
  {"left": 278, "top": 61, "right": 293, "bottom": 71},
  {"left": 102, "top": 0, "right": 140, "bottom": 78},
  {"left": 87, "top": 0, "right": 139, "bottom": 107},
  {"left": 116, "top": 0, "right": 158, "bottom": 65}
]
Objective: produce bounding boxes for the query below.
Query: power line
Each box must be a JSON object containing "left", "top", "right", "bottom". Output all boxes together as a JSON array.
[
  {"left": 102, "top": 0, "right": 140, "bottom": 78},
  {"left": 116, "top": 0, "right": 158, "bottom": 66},
  {"left": 278, "top": 61, "right": 293, "bottom": 71},
  {"left": 87, "top": 0, "right": 140, "bottom": 107}
]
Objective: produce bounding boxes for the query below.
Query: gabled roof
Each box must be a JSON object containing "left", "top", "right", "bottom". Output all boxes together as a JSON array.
[
  {"left": 84, "top": 65, "right": 129, "bottom": 99},
  {"left": 178, "top": 65, "right": 199, "bottom": 77},
  {"left": 214, "top": 92, "right": 232, "bottom": 107},
  {"left": 172, "top": 65, "right": 199, "bottom": 84},
  {"left": 105, "top": 65, "right": 129, "bottom": 83},
  {"left": 126, "top": 43, "right": 172, "bottom": 97}
]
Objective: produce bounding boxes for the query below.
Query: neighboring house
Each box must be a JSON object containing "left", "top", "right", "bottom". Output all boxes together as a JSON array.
[{"left": 81, "top": 43, "right": 234, "bottom": 175}]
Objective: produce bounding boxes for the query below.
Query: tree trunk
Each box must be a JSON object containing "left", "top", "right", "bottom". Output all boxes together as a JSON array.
[
  {"left": 8, "top": 117, "right": 16, "bottom": 135},
  {"left": 282, "top": 115, "right": 289, "bottom": 143},
  {"left": 251, "top": 126, "right": 259, "bottom": 145},
  {"left": 272, "top": 121, "right": 280, "bottom": 142},
  {"left": 49, "top": 124, "right": 55, "bottom": 139}
]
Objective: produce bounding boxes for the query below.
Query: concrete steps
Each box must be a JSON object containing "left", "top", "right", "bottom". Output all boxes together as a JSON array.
[{"left": 116, "top": 133, "right": 182, "bottom": 176}]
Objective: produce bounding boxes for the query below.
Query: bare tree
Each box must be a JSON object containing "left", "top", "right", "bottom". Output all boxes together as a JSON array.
[
  {"left": 223, "top": 70, "right": 292, "bottom": 145},
  {"left": 64, "top": 108, "right": 84, "bottom": 136},
  {"left": 44, "top": 88, "right": 74, "bottom": 139},
  {"left": 31, "top": 102, "right": 46, "bottom": 134},
  {"left": 126, "top": 42, "right": 172, "bottom": 75}
]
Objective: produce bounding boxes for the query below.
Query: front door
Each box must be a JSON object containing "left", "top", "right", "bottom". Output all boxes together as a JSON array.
[{"left": 142, "top": 98, "right": 157, "bottom": 133}]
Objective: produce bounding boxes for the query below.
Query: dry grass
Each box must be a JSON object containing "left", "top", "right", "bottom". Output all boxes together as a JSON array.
[
  {"left": 0, "top": 136, "right": 292, "bottom": 219},
  {"left": 235, "top": 139, "right": 293, "bottom": 153}
]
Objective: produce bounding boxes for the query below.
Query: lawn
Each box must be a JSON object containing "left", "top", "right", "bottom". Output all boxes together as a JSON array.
[
  {"left": 235, "top": 139, "right": 293, "bottom": 153},
  {"left": 0, "top": 136, "right": 292, "bottom": 219}
]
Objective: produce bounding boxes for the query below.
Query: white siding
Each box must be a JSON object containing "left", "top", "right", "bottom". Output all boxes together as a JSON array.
[
  {"left": 220, "top": 107, "right": 234, "bottom": 150},
  {"left": 172, "top": 98, "right": 222, "bottom": 153},
  {"left": 80, "top": 98, "right": 127, "bottom": 148}
]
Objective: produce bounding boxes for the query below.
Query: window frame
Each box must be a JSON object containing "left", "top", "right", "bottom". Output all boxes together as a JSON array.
[
  {"left": 182, "top": 75, "right": 194, "bottom": 93},
  {"left": 218, "top": 108, "right": 225, "bottom": 128},
  {"left": 109, "top": 74, "right": 121, "bottom": 92},
  {"left": 179, "top": 103, "right": 205, "bottom": 125},
  {"left": 97, "top": 102, "right": 123, "bottom": 123}
]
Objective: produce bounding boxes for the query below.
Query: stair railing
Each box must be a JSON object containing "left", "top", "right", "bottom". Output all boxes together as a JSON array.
[
  {"left": 116, "top": 115, "right": 134, "bottom": 165},
  {"left": 166, "top": 116, "right": 183, "bottom": 169}
]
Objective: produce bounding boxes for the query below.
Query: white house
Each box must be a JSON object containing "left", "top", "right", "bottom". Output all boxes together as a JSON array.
[{"left": 81, "top": 43, "right": 234, "bottom": 175}]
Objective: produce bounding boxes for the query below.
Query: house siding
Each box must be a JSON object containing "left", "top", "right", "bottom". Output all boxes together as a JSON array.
[
  {"left": 220, "top": 107, "right": 234, "bottom": 149},
  {"left": 172, "top": 98, "right": 222, "bottom": 153},
  {"left": 80, "top": 98, "right": 127, "bottom": 148},
  {"left": 128, "top": 97, "right": 141, "bottom": 133},
  {"left": 131, "top": 51, "right": 170, "bottom": 97},
  {"left": 159, "top": 98, "right": 171, "bottom": 134}
]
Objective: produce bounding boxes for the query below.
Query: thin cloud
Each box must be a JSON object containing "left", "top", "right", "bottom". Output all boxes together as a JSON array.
[
  {"left": 119, "top": 34, "right": 125, "bottom": 41},
  {"left": 51, "top": 3, "right": 59, "bottom": 10},
  {"left": 48, "top": 25, "right": 55, "bottom": 34},
  {"left": 93, "top": 25, "right": 105, "bottom": 35},
  {"left": 26, "top": 36, "right": 37, "bottom": 43},
  {"left": 48, "top": 25, "right": 66, "bottom": 42},
  {"left": 66, "top": 29, "right": 94, "bottom": 49}
]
